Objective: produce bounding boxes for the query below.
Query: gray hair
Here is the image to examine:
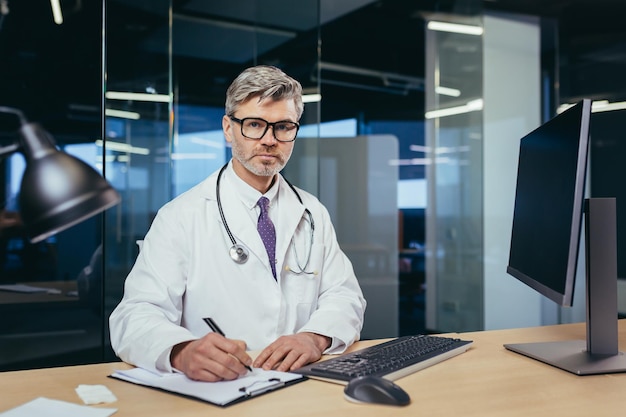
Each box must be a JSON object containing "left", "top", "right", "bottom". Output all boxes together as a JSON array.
[{"left": 225, "top": 65, "right": 304, "bottom": 120}]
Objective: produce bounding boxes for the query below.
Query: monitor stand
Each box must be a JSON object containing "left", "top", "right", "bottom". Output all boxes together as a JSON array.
[{"left": 505, "top": 198, "right": 626, "bottom": 375}]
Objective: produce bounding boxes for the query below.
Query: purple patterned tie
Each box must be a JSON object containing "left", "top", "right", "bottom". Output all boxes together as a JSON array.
[{"left": 257, "top": 197, "right": 276, "bottom": 279}]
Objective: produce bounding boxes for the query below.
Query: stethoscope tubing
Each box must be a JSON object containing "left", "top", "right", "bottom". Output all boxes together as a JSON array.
[{"left": 216, "top": 163, "right": 314, "bottom": 273}]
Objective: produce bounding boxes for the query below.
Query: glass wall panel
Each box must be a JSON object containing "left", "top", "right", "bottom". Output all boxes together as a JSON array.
[
  {"left": 425, "top": 14, "right": 485, "bottom": 333},
  {"left": 169, "top": 0, "right": 321, "bottom": 196},
  {"left": 310, "top": 0, "right": 428, "bottom": 339},
  {"left": 1, "top": 0, "right": 625, "bottom": 373},
  {"left": 102, "top": 0, "right": 322, "bottom": 359},
  {"left": 103, "top": 0, "right": 172, "bottom": 359},
  {"left": 0, "top": 0, "right": 106, "bottom": 370}
]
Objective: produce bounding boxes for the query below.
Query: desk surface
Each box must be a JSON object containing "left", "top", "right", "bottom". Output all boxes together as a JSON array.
[
  {"left": 0, "top": 281, "right": 78, "bottom": 304},
  {"left": 2, "top": 321, "right": 626, "bottom": 416}
]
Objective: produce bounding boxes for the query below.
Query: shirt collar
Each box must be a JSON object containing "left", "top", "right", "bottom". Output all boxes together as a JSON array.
[{"left": 225, "top": 161, "right": 280, "bottom": 210}]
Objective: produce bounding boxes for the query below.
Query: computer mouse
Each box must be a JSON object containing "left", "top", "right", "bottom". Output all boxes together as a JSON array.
[{"left": 343, "top": 376, "right": 411, "bottom": 406}]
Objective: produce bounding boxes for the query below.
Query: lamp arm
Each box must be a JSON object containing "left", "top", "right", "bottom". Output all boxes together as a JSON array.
[
  {"left": 0, "top": 106, "right": 27, "bottom": 159},
  {"left": 0, "top": 142, "right": 20, "bottom": 159},
  {"left": 0, "top": 106, "right": 26, "bottom": 124},
  {"left": 0, "top": 106, "right": 26, "bottom": 159}
]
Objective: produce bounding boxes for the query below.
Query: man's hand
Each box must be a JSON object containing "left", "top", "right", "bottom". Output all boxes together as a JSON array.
[
  {"left": 170, "top": 332, "right": 252, "bottom": 382},
  {"left": 253, "top": 332, "right": 331, "bottom": 372}
]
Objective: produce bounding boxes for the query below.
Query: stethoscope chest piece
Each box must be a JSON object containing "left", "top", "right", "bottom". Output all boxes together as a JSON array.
[{"left": 229, "top": 244, "right": 249, "bottom": 264}]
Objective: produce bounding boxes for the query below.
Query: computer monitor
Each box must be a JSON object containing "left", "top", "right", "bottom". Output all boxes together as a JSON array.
[{"left": 505, "top": 99, "right": 626, "bottom": 375}]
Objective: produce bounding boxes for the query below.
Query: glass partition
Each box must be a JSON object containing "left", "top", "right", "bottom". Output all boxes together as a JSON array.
[
  {"left": 1, "top": 0, "right": 536, "bottom": 371},
  {"left": 307, "top": 1, "right": 428, "bottom": 339},
  {"left": 102, "top": 0, "right": 322, "bottom": 358},
  {"left": 103, "top": 0, "right": 172, "bottom": 359},
  {"left": 425, "top": 14, "right": 485, "bottom": 332},
  {"left": 102, "top": 0, "right": 420, "bottom": 346},
  {"left": 0, "top": 0, "right": 106, "bottom": 370}
]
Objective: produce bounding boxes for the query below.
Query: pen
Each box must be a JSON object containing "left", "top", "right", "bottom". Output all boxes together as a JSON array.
[{"left": 203, "top": 317, "right": 253, "bottom": 372}]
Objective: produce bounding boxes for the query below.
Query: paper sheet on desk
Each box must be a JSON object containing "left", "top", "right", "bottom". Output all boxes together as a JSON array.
[
  {"left": 0, "top": 397, "right": 117, "bottom": 416},
  {"left": 110, "top": 367, "right": 306, "bottom": 407},
  {"left": 0, "top": 284, "right": 61, "bottom": 294}
]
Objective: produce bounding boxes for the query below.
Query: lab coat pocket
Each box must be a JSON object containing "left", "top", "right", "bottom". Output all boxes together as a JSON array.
[{"left": 282, "top": 243, "right": 324, "bottom": 304}]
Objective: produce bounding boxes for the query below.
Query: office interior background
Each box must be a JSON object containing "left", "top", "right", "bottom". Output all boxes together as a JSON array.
[{"left": 0, "top": 0, "right": 625, "bottom": 371}]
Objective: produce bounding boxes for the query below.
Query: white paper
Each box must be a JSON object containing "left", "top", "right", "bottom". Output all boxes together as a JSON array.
[
  {"left": 110, "top": 367, "right": 304, "bottom": 406},
  {"left": 0, "top": 397, "right": 117, "bottom": 417},
  {"left": 75, "top": 385, "right": 118, "bottom": 405}
]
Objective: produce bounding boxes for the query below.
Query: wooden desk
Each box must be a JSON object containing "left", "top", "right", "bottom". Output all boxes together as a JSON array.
[{"left": 1, "top": 321, "right": 626, "bottom": 416}]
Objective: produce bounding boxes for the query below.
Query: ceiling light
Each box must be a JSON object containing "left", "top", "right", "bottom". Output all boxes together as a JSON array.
[
  {"left": 105, "top": 109, "right": 141, "bottom": 120},
  {"left": 171, "top": 153, "right": 218, "bottom": 160},
  {"left": 409, "top": 145, "right": 430, "bottom": 153},
  {"left": 190, "top": 137, "right": 224, "bottom": 149},
  {"left": 50, "top": 0, "right": 63, "bottom": 25},
  {"left": 592, "top": 100, "right": 626, "bottom": 112},
  {"left": 435, "top": 86, "right": 461, "bottom": 97},
  {"left": 95, "top": 140, "right": 150, "bottom": 155},
  {"left": 317, "top": 61, "right": 424, "bottom": 95},
  {"left": 389, "top": 157, "right": 453, "bottom": 166},
  {"left": 106, "top": 91, "right": 170, "bottom": 103},
  {"left": 302, "top": 94, "right": 322, "bottom": 103},
  {"left": 558, "top": 100, "right": 626, "bottom": 114},
  {"left": 425, "top": 98, "right": 484, "bottom": 119},
  {"left": 427, "top": 21, "right": 483, "bottom": 36}
]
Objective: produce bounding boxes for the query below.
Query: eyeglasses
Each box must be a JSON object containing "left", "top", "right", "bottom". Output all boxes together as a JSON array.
[{"left": 229, "top": 116, "right": 299, "bottom": 142}]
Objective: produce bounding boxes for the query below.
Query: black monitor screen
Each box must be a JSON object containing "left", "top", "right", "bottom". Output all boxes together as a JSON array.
[{"left": 507, "top": 100, "right": 590, "bottom": 307}]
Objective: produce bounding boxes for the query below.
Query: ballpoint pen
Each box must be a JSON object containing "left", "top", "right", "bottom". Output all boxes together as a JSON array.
[{"left": 203, "top": 317, "right": 253, "bottom": 372}]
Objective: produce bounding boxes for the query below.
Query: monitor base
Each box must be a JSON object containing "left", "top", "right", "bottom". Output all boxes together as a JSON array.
[{"left": 505, "top": 339, "right": 626, "bottom": 375}]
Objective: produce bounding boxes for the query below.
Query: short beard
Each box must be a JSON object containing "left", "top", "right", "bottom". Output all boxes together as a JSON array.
[
  {"left": 241, "top": 158, "right": 282, "bottom": 177},
  {"left": 231, "top": 141, "right": 290, "bottom": 177}
]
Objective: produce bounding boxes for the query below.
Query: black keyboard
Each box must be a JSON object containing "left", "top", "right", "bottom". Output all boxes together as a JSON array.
[{"left": 295, "top": 334, "right": 473, "bottom": 383}]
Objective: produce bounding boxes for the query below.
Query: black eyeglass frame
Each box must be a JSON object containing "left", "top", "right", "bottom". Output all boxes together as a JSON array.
[{"left": 229, "top": 115, "right": 300, "bottom": 142}]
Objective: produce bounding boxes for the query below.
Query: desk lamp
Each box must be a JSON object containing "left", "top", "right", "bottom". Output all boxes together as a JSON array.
[{"left": 0, "top": 106, "right": 120, "bottom": 243}]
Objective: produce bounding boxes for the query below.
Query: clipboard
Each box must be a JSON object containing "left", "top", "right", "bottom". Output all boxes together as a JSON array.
[{"left": 109, "top": 367, "right": 307, "bottom": 407}]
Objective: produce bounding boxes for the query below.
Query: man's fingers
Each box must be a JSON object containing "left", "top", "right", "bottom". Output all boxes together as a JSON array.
[
  {"left": 206, "top": 335, "right": 253, "bottom": 373},
  {"left": 255, "top": 339, "right": 299, "bottom": 370},
  {"left": 252, "top": 345, "right": 274, "bottom": 369},
  {"left": 175, "top": 333, "right": 252, "bottom": 381},
  {"left": 230, "top": 339, "right": 253, "bottom": 368},
  {"left": 233, "top": 339, "right": 247, "bottom": 350},
  {"left": 275, "top": 350, "right": 304, "bottom": 372},
  {"left": 252, "top": 334, "right": 327, "bottom": 371}
]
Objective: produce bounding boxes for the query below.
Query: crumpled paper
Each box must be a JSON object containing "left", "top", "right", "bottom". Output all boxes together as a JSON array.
[{"left": 75, "top": 384, "right": 118, "bottom": 405}]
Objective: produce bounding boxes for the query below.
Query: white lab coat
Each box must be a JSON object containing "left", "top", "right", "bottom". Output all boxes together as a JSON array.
[{"left": 109, "top": 162, "right": 366, "bottom": 373}]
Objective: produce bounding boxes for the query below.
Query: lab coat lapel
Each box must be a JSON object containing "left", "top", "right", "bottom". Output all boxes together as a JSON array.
[{"left": 275, "top": 176, "right": 306, "bottom": 264}]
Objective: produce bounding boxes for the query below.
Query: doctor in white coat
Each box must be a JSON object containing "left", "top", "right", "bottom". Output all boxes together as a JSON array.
[{"left": 109, "top": 65, "right": 366, "bottom": 382}]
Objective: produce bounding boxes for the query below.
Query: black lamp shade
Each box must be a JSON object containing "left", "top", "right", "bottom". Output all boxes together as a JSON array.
[{"left": 17, "top": 122, "right": 121, "bottom": 243}]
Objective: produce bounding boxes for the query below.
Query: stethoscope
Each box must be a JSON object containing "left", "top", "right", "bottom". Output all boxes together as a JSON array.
[{"left": 216, "top": 163, "right": 316, "bottom": 275}]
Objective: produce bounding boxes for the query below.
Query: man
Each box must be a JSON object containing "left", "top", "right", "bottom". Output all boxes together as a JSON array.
[{"left": 109, "top": 65, "right": 366, "bottom": 382}]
